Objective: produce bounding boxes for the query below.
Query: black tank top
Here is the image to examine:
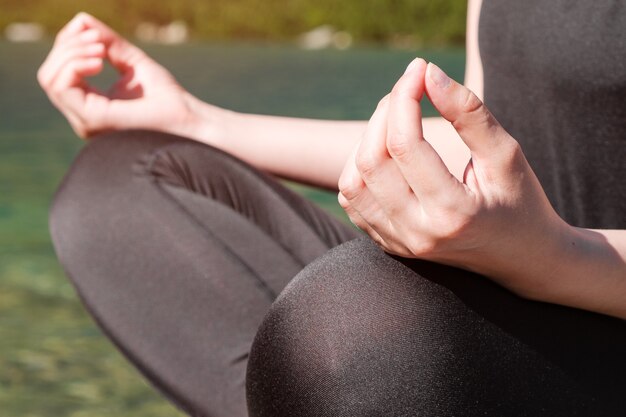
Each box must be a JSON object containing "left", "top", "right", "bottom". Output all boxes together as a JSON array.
[{"left": 479, "top": 0, "right": 626, "bottom": 229}]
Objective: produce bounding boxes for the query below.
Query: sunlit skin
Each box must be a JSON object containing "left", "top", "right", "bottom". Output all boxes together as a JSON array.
[
  {"left": 338, "top": 59, "right": 626, "bottom": 319},
  {"left": 38, "top": 1, "right": 626, "bottom": 319}
]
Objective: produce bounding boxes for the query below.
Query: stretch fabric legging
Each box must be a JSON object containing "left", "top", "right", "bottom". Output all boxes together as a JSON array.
[{"left": 50, "top": 130, "right": 626, "bottom": 417}]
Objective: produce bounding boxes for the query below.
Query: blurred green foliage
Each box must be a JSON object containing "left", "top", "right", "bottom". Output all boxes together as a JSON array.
[{"left": 0, "top": 0, "right": 466, "bottom": 45}]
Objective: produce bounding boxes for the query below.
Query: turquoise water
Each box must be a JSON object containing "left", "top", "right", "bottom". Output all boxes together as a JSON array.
[{"left": 0, "top": 40, "right": 464, "bottom": 416}]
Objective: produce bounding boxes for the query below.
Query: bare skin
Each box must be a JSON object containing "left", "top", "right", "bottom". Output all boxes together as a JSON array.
[
  {"left": 338, "top": 59, "right": 626, "bottom": 319},
  {"left": 37, "top": 11, "right": 470, "bottom": 189},
  {"left": 38, "top": 2, "right": 626, "bottom": 319}
]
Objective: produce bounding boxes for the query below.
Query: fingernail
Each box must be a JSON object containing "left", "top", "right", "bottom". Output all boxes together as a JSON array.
[
  {"left": 404, "top": 58, "right": 419, "bottom": 74},
  {"left": 428, "top": 63, "right": 450, "bottom": 88}
]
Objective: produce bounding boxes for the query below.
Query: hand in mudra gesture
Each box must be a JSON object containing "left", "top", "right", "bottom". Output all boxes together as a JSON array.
[
  {"left": 338, "top": 58, "right": 568, "bottom": 300},
  {"left": 38, "top": 13, "right": 195, "bottom": 138}
]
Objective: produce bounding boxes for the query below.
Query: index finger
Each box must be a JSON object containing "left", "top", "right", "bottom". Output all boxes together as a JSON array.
[
  {"left": 54, "top": 13, "right": 89, "bottom": 45},
  {"left": 386, "top": 59, "right": 464, "bottom": 205}
]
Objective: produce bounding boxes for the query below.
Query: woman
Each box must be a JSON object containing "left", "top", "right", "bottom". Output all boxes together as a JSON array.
[{"left": 38, "top": 0, "right": 625, "bottom": 416}]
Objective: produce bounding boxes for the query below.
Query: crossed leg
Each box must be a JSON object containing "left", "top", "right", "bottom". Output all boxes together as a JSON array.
[
  {"left": 50, "top": 130, "right": 358, "bottom": 417},
  {"left": 51, "top": 130, "right": 626, "bottom": 417}
]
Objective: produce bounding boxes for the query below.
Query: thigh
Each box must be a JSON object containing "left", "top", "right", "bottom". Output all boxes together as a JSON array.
[
  {"left": 247, "top": 237, "right": 626, "bottom": 417},
  {"left": 51, "top": 130, "right": 358, "bottom": 417}
]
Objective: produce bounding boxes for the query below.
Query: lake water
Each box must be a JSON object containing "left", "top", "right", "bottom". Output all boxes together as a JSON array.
[{"left": 0, "top": 40, "right": 464, "bottom": 416}]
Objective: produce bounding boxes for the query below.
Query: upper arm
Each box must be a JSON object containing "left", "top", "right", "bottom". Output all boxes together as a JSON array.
[{"left": 464, "top": 0, "right": 484, "bottom": 100}]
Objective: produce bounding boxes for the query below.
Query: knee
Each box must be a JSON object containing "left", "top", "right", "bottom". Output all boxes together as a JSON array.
[
  {"left": 50, "top": 132, "right": 121, "bottom": 255},
  {"left": 245, "top": 237, "right": 466, "bottom": 416},
  {"left": 49, "top": 130, "right": 186, "bottom": 269},
  {"left": 246, "top": 239, "right": 591, "bottom": 416},
  {"left": 49, "top": 129, "right": 247, "bottom": 283}
]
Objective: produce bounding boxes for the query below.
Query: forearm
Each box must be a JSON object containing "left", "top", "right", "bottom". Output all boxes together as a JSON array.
[
  {"left": 182, "top": 93, "right": 470, "bottom": 189},
  {"left": 549, "top": 228, "right": 626, "bottom": 319},
  {"left": 467, "top": 221, "right": 626, "bottom": 320},
  {"left": 182, "top": 93, "right": 364, "bottom": 189},
  {"left": 219, "top": 110, "right": 365, "bottom": 190}
]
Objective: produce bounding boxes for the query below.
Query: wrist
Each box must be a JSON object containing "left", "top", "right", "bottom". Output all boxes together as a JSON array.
[
  {"left": 176, "top": 92, "right": 236, "bottom": 150},
  {"left": 461, "top": 216, "right": 572, "bottom": 303}
]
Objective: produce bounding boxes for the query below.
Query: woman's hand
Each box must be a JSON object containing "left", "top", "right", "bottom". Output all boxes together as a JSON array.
[
  {"left": 37, "top": 13, "right": 219, "bottom": 139},
  {"left": 338, "top": 58, "right": 572, "bottom": 300}
]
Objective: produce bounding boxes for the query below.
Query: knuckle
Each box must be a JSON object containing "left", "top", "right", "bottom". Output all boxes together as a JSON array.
[
  {"left": 376, "top": 94, "right": 390, "bottom": 110},
  {"left": 94, "top": 42, "right": 106, "bottom": 53},
  {"left": 381, "top": 243, "right": 403, "bottom": 257},
  {"left": 505, "top": 139, "right": 524, "bottom": 161},
  {"left": 443, "top": 214, "right": 473, "bottom": 239},
  {"left": 54, "top": 31, "right": 65, "bottom": 45},
  {"left": 74, "top": 120, "right": 99, "bottom": 140},
  {"left": 74, "top": 111, "right": 89, "bottom": 127},
  {"left": 435, "top": 194, "right": 460, "bottom": 215},
  {"left": 355, "top": 151, "right": 381, "bottom": 179},
  {"left": 36, "top": 67, "right": 48, "bottom": 87},
  {"left": 337, "top": 170, "right": 351, "bottom": 192},
  {"left": 495, "top": 138, "right": 525, "bottom": 171},
  {"left": 461, "top": 89, "right": 484, "bottom": 115},
  {"left": 68, "top": 117, "right": 88, "bottom": 138},
  {"left": 407, "top": 237, "right": 437, "bottom": 257},
  {"left": 337, "top": 192, "right": 351, "bottom": 210},
  {"left": 453, "top": 90, "right": 493, "bottom": 133},
  {"left": 370, "top": 234, "right": 388, "bottom": 249},
  {"left": 338, "top": 175, "right": 364, "bottom": 201},
  {"left": 440, "top": 201, "right": 482, "bottom": 236},
  {"left": 386, "top": 132, "right": 412, "bottom": 159},
  {"left": 89, "top": 29, "right": 105, "bottom": 43},
  {"left": 49, "top": 83, "right": 64, "bottom": 95},
  {"left": 385, "top": 201, "right": 405, "bottom": 219},
  {"left": 350, "top": 216, "right": 368, "bottom": 233},
  {"left": 389, "top": 87, "right": 404, "bottom": 102},
  {"left": 74, "top": 126, "right": 88, "bottom": 139},
  {"left": 338, "top": 199, "right": 350, "bottom": 211}
]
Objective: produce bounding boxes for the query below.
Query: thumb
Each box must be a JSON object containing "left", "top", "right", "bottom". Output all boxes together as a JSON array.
[{"left": 425, "top": 62, "right": 511, "bottom": 160}]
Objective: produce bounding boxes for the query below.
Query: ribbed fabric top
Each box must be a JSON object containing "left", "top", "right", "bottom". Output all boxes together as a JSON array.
[{"left": 479, "top": 0, "right": 626, "bottom": 229}]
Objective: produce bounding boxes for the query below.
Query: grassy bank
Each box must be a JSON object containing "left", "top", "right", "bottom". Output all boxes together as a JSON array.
[{"left": 1, "top": 0, "right": 466, "bottom": 46}]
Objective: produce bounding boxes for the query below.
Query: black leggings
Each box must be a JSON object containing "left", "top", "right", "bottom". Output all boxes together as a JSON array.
[{"left": 50, "top": 131, "right": 626, "bottom": 417}]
